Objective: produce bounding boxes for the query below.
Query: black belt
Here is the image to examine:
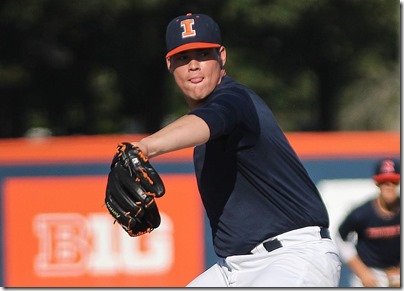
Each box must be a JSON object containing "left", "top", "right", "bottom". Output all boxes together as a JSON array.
[{"left": 262, "top": 228, "right": 331, "bottom": 253}]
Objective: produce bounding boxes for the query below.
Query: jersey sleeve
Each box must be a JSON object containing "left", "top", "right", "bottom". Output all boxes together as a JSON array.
[
  {"left": 339, "top": 212, "right": 356, "bottom": 240},
  {"left": 189, "top": 91, "right": 246, "bottom": 140},
  {"left": 189, "top": 88, "right": 260, "bottom": 146},
  {"left": 336, "top": 208, "right": 363, "bottom": 263},
  {"left": 338, "top": 200, "right": 376, "bottom": 242}
]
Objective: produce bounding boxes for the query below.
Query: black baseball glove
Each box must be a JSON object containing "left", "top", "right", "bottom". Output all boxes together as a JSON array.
[{"left": 105, "top": 142, "right": 165, "bottom": 237}]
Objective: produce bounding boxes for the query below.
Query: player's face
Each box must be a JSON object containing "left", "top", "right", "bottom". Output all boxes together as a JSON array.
[
  {"left": 379, "top": 181, "right": 399, "bottom": 205},
  {"left": 166, "top": 47, "right": 226, "bottom": 108}
]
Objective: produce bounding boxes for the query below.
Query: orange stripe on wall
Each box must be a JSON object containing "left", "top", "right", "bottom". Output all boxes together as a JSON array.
[
  {"left": 0, "top": 131, "right": 399, "bottom": 165},
  {"left": 286, "top": 131, "right": 400, "bottom": 159},
  {"left": 0, "top": 134, "right": 194, "bottom": 165}
]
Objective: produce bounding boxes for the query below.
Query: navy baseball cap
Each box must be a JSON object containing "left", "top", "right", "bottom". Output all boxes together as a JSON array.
[
  {"left": 165, "top": 13, "right": 222, "bottom": 58},
  {"left": 373, "top": 158, "right": 400, "bottom": 184}
]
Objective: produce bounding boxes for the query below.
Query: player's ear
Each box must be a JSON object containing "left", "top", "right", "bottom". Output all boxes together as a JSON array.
[
  {"left": 166, "top": 57, "right": 173, "bottom": 73},
  {"left": 218, "top": 46, "right": 226, "bottom": 69}
]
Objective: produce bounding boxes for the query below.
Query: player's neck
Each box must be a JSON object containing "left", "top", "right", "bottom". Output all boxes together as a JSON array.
[{"left": 375, "top": 196, "right": 400, "bottom": 218}]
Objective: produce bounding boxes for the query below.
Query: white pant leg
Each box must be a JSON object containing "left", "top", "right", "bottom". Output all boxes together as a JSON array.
[
  {"left": 188, "top": 227, "right": 342, "bottom": 287},
  {"left": 186, "top": 258, "right": 229, "bottom": 287},
  {"left": 224, "top": 239, "right": 341, "bottom": 287}
]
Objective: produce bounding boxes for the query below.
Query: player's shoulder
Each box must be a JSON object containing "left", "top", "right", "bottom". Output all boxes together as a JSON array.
[{"left": 349, "top": 199, "right": 375, "bottom": 219}]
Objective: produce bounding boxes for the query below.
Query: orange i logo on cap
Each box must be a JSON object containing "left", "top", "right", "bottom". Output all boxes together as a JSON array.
[{"left": 180, "top": 19, "right": 196, "bottom": 38}]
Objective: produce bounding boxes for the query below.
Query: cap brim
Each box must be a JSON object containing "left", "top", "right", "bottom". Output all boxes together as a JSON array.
[
  {"left": 373, "top": 173, "right": 400, "bottom": 184},
  {"left": 166, "top": 42, "right": 221, "bottom": 58}
]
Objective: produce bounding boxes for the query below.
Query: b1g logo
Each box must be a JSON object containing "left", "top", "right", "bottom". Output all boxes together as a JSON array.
[{"left": 33, "top": 212, "right": 173, "bottom": 277}]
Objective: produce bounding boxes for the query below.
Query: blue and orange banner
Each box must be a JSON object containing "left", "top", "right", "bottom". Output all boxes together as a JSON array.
[
  {"left": 0, "top": 131, "right": 400, "bottom": 287},
  {"left": 3, "top": 174, "right": 203, "bottom": 287}
]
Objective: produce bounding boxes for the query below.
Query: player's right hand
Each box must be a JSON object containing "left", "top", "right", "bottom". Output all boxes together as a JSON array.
[{"left": 359, "top": 271, "right": 378, "bottom": 287}]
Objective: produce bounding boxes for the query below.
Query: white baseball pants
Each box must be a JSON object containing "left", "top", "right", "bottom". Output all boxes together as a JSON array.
[{"left": 187, "top": 226, "right": 342, "bottom": 287}]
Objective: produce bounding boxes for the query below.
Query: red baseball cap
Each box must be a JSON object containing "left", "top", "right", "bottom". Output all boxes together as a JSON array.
[
  {"left": 373, "top": 158, "right": 400, "bottom": 184},
  {"left": 165, "top": 13, "right": 222, "bottom": 58}
]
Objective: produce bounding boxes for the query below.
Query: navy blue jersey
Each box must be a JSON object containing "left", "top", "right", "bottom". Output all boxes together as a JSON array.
[
  {"left": 189, "top": 76, "right": 329, "bottom": 258},
  {"left": 338, "top": 198, "right": 400, "bottom": 269}
]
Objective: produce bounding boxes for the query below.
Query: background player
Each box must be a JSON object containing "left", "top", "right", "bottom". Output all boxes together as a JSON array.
[
  {"left": 129, "top": 13, "right": 341, "bottom": 287},
  {"left": 335, "top": 158, "right": 400, "bottom": 287}
]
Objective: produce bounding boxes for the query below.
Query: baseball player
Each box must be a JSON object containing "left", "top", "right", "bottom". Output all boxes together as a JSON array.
[
  {"left": 128, "top": 13, "right": 341, "bottom": 287},
  {"left": 335, "top": 158, "right": 400, "bottom": 287}
]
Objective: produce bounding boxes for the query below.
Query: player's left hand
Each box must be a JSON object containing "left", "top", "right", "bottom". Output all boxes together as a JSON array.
[
  {"left": 104, "top": 142, "right": 165, "bottom": 237},
  {"left": 385, "top": 266, "right": 400, "bottom": 287}
]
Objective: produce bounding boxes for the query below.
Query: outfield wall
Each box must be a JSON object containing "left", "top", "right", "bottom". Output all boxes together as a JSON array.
[{"left": 0, "top": 132, "right": 399, "bottom": 287}]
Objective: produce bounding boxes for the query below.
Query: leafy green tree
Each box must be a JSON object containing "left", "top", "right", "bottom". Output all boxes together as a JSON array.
[
  {"left": 0, "top": 0, "right": 399, "bottom": 137},
  {"left": 216, "top": 0, "right": 400, "bottom": 131}
]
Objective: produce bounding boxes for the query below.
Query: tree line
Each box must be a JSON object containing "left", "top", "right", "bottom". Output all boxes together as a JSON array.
[{"left": 0, "top": 0, "right": 399, "bottom": 138}]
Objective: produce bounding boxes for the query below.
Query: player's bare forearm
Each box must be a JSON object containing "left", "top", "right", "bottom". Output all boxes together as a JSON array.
[
  {"left": 347, "top": 256, "right": 378, "bottom": 287},
  {"left": 132, "top": 114, "right": 210, "bottom": 158}
]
